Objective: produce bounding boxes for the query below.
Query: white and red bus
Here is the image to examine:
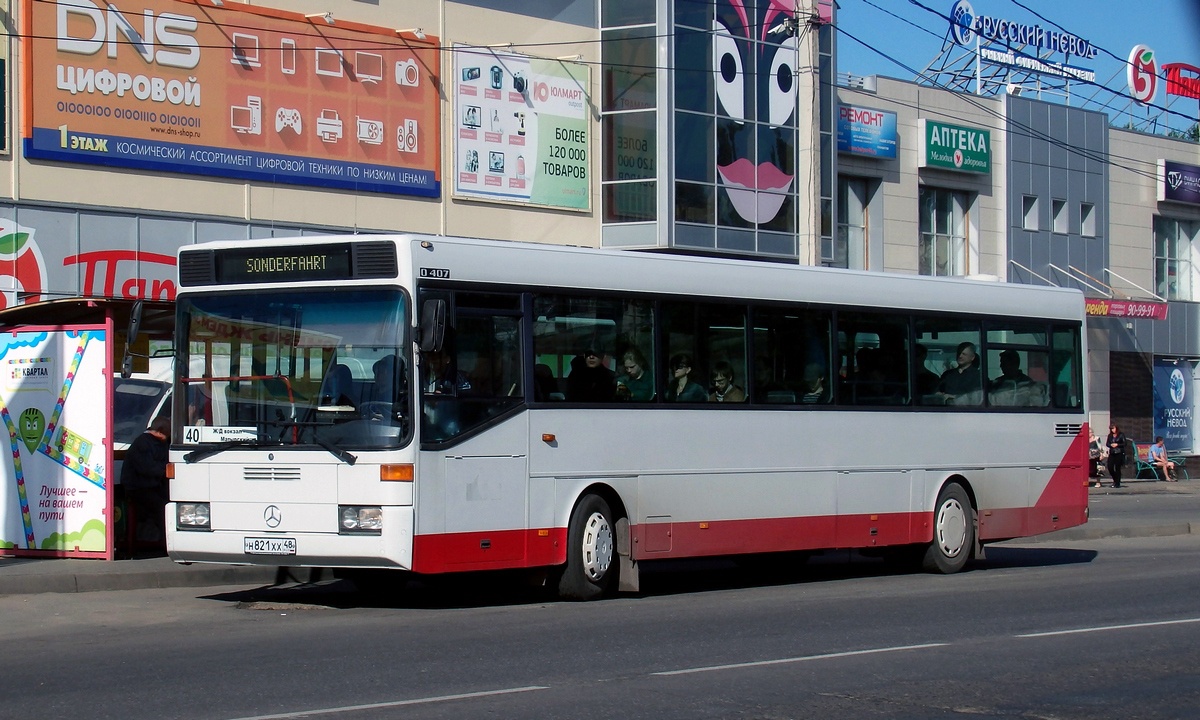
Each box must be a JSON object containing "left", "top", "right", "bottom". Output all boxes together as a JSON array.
[{"left": 166, "top": 234, "right": 1088, "bottom": 599}]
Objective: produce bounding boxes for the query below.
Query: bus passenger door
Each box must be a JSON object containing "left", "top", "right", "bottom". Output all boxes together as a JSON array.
[{"left": 417, "top": 288, "right": 529, "bottom": 567}]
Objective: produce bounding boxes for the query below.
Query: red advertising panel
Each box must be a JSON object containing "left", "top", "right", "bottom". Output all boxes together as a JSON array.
[
  {"left": 1085, "top": 298, "right": 1169, "bottom": 321},
  {"left": 22, "top": 0, "right": 440, "bottom": 196}
]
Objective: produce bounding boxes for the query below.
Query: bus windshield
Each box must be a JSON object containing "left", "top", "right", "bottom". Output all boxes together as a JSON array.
[{"left": 177, "top": 288, "right": 410, "bottom": 451}]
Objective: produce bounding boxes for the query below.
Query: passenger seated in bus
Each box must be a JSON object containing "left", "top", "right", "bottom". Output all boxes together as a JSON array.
[
  {"left": 915, "top": 344, "right": 941, "bottom": 401},
  {"left": 615, "top": 347, "right": 654, "bottom": 401},
  {"left": 318, "top": 363, "right": 355, "bottom": 408},
  {"left": 665, "top": 353, "right": 707, "bottom": 402},
  {"left": 935, "top": 342, "right": 982, "bottom": 405},
  {"left": 987, "top": 349, "right": 1046, "bottom": 407},
  {"left": 533, "top": 363, "right": 562, "bottom": 402},
  {"left": 566, "top": 347, "right": 616, "bottom": 402},
  {"left": 801, "top": 362, "right": 826, "bottom": 403},
  {"left": 708, "top": 361, "right": 745, "bottom": 402}
]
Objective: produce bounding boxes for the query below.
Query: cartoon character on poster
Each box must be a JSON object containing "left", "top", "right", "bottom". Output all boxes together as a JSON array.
[{"left": 714, "top": 0, "right": 799, "bottom": 231}]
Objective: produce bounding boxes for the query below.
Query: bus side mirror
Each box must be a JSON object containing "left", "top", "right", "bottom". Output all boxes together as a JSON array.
[
  {"left": 418, "top": 299, "right": 446, "bottom": 353},
  {"left": 121, "top": 300, "right": 144, "bottom": 379}
]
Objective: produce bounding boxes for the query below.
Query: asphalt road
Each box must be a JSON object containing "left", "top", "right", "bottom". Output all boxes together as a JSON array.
[{"left": 2, "top": 534, "right": 1198, "bottom": 720}]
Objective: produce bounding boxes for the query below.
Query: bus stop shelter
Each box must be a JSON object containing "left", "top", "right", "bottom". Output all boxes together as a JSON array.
[{"left": 0, "top": 298, "right": 173, "bottom": 560}]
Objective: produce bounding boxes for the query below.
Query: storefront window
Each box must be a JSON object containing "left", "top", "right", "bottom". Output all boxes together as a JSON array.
[
  {"left": 919, "top": 186, "right": 970, "bottom": 276},
  {"left": 1154, "top": 216, "right": 1199, "bottom": 301},
  {"left": 837, "top": 178, "right": 868, "bottom": 269}
]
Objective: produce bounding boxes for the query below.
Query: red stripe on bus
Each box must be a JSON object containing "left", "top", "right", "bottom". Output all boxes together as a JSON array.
[
  {"left": 413, "top": 444, "right": 1092, "bottom": 572},
  {"left": 412, "top": 528, "right": 567, "bottom": 574}
]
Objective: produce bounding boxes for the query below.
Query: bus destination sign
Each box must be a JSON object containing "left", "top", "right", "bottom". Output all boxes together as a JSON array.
[{"left": 215, "top": 245, "right": 354, "bottom": 284}]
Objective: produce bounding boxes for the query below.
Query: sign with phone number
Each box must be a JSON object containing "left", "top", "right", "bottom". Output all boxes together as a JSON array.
[{"left": 1085, "top": 298, "right": 1169, "bottom": 320}]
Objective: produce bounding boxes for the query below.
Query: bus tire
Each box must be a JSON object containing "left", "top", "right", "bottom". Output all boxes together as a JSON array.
[
  {"left": 557, "top": 494, "right": 616, "bottom": 601},
  {"left": 922, "top": 483, "right": 973, "bottom": 574}
]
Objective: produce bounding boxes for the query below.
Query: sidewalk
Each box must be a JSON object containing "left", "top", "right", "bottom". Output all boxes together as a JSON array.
[{"left": 2, "top": 480, "right": 1197, "bottom": 596}]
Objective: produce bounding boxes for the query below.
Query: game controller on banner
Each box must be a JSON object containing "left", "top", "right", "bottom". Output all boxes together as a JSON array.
[{"left": 275, "top": 108, "right": 302, "bottom": 134}]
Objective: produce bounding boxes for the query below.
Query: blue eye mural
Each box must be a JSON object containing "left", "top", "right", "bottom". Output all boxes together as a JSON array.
[{"left": 712, "top": 0, "right": 798, "bottom": 230}]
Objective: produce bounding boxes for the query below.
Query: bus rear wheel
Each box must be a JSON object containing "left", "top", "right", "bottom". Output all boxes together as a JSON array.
[
  {"left": 556, "top": 494, "right": 616, "bottom": 601},
  {"left": 923, "top": 483, "right": 974, "bottom": 574}
]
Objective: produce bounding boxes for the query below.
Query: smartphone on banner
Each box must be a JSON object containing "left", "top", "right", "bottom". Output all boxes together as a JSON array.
[{"left": 281, "top": 38, "right": 297, "bottom": 75}]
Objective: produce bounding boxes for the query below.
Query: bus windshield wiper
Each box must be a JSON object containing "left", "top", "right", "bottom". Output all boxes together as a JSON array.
[
  {"left": 313, "top": 436, "right": 357, "bottom": 465},
  {"left": 182, "top": 439, "right": 283, "bottom": 463}
]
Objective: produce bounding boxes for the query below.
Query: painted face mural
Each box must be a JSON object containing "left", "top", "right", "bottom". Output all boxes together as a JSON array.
[{"left": 714, "top": 0, "right": 798, "bottom": 229}]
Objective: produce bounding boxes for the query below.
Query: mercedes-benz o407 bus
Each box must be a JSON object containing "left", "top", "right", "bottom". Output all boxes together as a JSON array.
[{"left": 166, "top": 234, "right": 1088, "bottom": 599}]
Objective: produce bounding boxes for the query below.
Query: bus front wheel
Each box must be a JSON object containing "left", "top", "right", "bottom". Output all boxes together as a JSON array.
[
  {"left": 557, "top": 494, "right": 616, "bottom": 600},
  {"left": 923, "top": 483, "right": 974, "bottom": 574}
]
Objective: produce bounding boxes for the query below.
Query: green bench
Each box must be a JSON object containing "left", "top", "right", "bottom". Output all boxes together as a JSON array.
[{"left": 1131, "top": 441, "right": 1189, "bottom": 481}]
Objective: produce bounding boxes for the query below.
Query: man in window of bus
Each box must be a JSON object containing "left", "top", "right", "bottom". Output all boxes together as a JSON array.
[
  {"left": 988, "top": 349, "right": 1039, "bottom": 406},
  {"left": 423, "top": 349, "right": 471, "bottom": 395},
  {"left": 567, "top": 347, "right": 615, "bottom": 402},
  {"left": 936, "top": 341, "right": 982, "bottom": 405},
  {"left": 1150, "top": 436, "right": 1178, "bottom": 481},
  {"left": 616, "top": 347, "right": 654, "bottom": 401},
  {"left": 709, "top": 361, "right": 746, "bottom": 402},
  {"left": 915, "top": 344, "right": 941, "bottom": 398}
]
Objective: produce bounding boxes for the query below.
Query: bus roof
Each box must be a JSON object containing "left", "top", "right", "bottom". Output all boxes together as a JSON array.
[{"left": 179, "top": 233, "right": 1084, "bottom": 321}]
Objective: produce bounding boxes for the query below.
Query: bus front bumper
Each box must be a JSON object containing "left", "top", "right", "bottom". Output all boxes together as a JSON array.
[{"left": 165, "top": 503, "right": 414, "bottom": 569}]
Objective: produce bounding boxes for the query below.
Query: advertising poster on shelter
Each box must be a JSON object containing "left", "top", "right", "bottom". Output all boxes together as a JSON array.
[
  {"left": 454, "top": 46, "right": 590, "bottom": 210},
  {"left": 1154, "top": 359, "right": 1193, "bottom": 453},
  {"left": 23, "top": 0, "right": 441, "bottom": 196},
  {"left": 0, "top": 329, "right": 109, "bottom": 555}
]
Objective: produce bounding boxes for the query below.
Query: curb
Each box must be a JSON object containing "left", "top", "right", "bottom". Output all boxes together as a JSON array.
[{"left": 0, "top": 565, "right": 280, "bottom": 596}]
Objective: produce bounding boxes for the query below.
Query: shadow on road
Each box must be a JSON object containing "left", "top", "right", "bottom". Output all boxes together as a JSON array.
[{"left": 200, "top": 545, "right": 1098, "bottom": 610}]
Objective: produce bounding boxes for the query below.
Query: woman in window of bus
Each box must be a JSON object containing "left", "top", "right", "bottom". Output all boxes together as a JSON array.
[
  {"left": 666, "top": 353, "right": 707, "bottom": 402},
  {"left": 937, "top": 341, "right": 982, "bottom": 405},
  {"left": 616, "top": 347, "right": 654, "bottom": 401},
  {"left": 709, "top": 361, "right": 746, "bottom": 402}
]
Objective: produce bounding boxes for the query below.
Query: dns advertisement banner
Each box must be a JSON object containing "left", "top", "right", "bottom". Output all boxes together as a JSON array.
[
  {"left": 23, "top": 0, "right": 441, "bottom": 196},
  {"left": 1154, "top": 359, "right": 1193, "bottom": 453},
  {"left": 0, "top": 329, "right": 109, "bottom": 556},
  {"left": 453, "top": 46, "right": 590, "bottom": 210}
]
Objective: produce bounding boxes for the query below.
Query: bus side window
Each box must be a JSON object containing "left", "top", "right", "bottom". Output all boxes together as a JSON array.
[
  {"left": 753, "top": 306, "right": 832, "bottom": 405},
  {"left": 422, "top": 291, "right": 523, "bottom": 443}
]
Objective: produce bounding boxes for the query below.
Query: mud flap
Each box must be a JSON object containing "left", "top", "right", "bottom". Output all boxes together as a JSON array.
[
  {"left": 973, "top": 507, "right": 985, "bottom": 561},
  {"left": 615, "top": 517, "right": 639, "bottom": 593}
]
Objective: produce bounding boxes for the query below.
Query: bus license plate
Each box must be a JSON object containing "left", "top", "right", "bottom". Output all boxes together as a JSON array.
[{"left": 244, "top": 537, "right": 297, "bottom": 555}]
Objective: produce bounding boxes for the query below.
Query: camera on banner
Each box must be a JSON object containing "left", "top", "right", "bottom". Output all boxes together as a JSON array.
[{"left": 396, "top": 58, "right": 420, "bottom": 87}]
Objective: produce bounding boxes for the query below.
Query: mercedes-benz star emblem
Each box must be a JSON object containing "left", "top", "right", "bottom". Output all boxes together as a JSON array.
[{"left": 264, "top": 505, "right": 282, "bottom": 528}]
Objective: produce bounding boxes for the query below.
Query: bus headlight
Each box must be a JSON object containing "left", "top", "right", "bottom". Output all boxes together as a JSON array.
[
  {"left": 340, "top": 506, "right": 383, "bottom": 534},
  {"left": 177, "top": 503, "right": 211, "bottom": 530}
]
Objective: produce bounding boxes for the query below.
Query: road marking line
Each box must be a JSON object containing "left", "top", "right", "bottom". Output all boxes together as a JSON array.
[
  {"left": 651, "top": 643, "right": 949, "bottom": 677},
  {"left": 1018, "top": 617, "right": 1200, "bottom": 638},
  {"left": 222, "top": 686, "right": 550, "bottom": 720}
]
